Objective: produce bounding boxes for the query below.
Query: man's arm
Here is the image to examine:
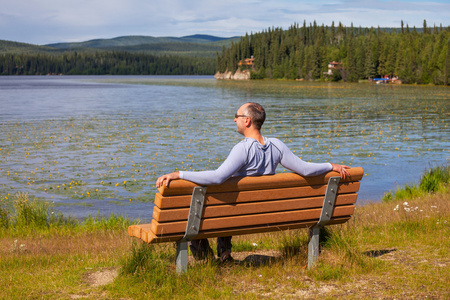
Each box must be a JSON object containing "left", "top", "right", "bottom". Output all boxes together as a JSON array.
[
  {"left": 274, "top": 139, "right": 350, "bottom": 179},
  {"left": 156, "top": 142, "right": 247, "bottom": 187}
]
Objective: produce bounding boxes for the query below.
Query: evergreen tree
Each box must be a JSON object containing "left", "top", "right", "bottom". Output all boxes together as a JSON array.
[{"left": 212, "top": 20, "right": 449, "bottom": 84}]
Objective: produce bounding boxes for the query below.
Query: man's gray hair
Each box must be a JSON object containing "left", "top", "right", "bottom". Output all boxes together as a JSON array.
[{"left": 244, "top": 102, "right": 265, "bottom": 130}]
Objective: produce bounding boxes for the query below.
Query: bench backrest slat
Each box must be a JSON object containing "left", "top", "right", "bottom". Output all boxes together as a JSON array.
[
  {"left": 155, "top": 181, "right": 360, "bottom": 209},
  {"left": 157, "top": 167, "right": 364, "bottom": 196},
  {"left": 153, "top": 193, "right": 357, "bottom": 222}
]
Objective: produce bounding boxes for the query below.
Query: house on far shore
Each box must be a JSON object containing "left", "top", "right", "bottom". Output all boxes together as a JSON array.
[
  {"left": 239, "top": 56, "right": 255, "bottom": 69},
  {"left": 324, "top": 61, "right": 343, "bottom": 76}
]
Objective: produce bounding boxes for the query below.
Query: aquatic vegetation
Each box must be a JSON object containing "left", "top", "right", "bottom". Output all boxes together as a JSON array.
[{"left": 0, "top": 77, "right": 448, "bottom": 219}]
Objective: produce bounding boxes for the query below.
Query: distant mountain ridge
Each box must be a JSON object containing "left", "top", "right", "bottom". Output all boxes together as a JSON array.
[
  {"left": 0, "top": 34, "right": 239, "bottom": 57},
  {"left": 44, "top": 34, "right": 238, "bottom": 49},
  {"left": 0, "top": 40, "right": 58, "bottom": 54}
]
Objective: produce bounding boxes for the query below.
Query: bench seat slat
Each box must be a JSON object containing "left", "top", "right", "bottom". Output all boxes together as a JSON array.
[
  {"left": 127, "top": 223, "right": 152, "bottom": 241},
  {"left": 157, "top": 167, "right": 364, "bottom": 196},
  {"left": 129, "top": 216, "right": 351, "bottom": 243},
  {"left": 155, "top": 182, "right": 360, "bottom": 209},
  {"left": 151, "top": 205, "right": 355, "bottom": 235},
  {"left": 153, "top": 193, "right": 357, "bottom": 222}
]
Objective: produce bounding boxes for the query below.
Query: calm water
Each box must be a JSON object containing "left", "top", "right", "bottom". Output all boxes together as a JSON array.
[{"left": 0, "top": 75, "right": 449, "bottom": 220}]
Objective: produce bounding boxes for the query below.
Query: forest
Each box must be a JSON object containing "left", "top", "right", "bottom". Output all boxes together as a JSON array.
[
  {"left": 1, "top": 20, "right": 449, "bottom": 84},
  {"left": 0, "top": 51, "right": 216, "bottom": 75},
  {"left": 216, "top": 20, "right": 450, "bottom": 85}
]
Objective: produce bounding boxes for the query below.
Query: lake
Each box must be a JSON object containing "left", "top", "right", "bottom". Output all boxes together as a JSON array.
[{"left": 0, "top": 75, "right": 449, "bottom": 221}]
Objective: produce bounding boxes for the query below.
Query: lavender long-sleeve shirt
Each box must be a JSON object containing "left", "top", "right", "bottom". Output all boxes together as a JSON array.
[{"left": 179, "top": 137, "right": 332, "bottom": 185}]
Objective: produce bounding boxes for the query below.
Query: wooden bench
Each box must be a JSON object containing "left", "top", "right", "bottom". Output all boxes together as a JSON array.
[{"left": 128, "top": 167, "right": 364, "bottom": 273}]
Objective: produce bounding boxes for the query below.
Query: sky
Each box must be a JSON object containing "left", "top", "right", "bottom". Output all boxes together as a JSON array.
[{"left": 1, "top": 0, "right": 449, "bottom": 45}]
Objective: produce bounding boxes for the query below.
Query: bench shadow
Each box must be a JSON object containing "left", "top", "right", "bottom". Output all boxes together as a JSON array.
[
  {"left": 236, "top": 254, "right": 278, "bottom": 267},
  {"left": 363, "top": 248, "right": 397, "bottom": 258}
]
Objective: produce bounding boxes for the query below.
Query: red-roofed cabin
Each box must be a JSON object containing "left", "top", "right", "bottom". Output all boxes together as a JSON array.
[{"left": 239, "top": 56, "right": 255, "bottom": 67}]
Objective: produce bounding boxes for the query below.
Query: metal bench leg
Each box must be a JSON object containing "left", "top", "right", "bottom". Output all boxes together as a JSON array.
[
  {"left": 176, "top": 241, "right": 188, "bottom": 274},
  {"left": 307, "top": 176, "right": 340, "bottom": 269},
  {"left": 308, "top": 226, "right": 320, "bottom": 269},
  {"left": 176, "top": 186, "right": 207, "bottom": 274}
]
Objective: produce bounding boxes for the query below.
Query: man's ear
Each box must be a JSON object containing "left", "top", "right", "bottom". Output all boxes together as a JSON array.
[{"left": 245, "top": 117, "right": 252, "bottom": 127}]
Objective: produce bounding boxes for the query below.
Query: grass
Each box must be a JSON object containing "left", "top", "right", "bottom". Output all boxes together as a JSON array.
[
  {"left": 382, "top": 165, "right": 449, "bottom": 202},
  {"left": 0, "top": 168, "right": 449, "bottom": 299},
  {"left": 0, "top": 192, "right": 135, "bottom": 237}
]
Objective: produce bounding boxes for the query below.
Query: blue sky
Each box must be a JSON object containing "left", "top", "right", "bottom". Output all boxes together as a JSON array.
[{"left": 1, "top": 0, "right": 449, "bottom": 45}]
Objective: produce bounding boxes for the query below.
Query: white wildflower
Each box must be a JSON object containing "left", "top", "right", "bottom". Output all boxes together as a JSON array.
[
  {"left": 10, "top": 240, "right": 18, "bottom": 252},
  {"left": 252, "top": 243, "right": 258, "bottom": 247},
  {"left": 403, "top": 202, "right": 408, "bottom": 206},
  {"left": 394, "top": 204, "right": 399, "bottom": 211}
]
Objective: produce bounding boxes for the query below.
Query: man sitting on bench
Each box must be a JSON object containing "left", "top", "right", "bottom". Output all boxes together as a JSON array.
[{"left": 156, "top": 102, "right": 350, "bottom": 263}]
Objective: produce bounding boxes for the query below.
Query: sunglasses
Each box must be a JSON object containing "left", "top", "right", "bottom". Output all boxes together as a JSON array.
[{"left": 235, "top": 114, "right": 248, "bottom": 118}]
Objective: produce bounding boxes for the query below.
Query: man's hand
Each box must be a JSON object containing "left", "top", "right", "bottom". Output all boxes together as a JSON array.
[
  {"left": 330, "top": 163, "right": 350, "bottom": 179},
  {"left": 156, "top": 171, "right": 180, "bottom": 188}
]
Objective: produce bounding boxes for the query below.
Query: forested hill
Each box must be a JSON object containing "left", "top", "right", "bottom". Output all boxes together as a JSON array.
[
  {"left": 0, "top": 40, "right": 59, "bottom": 54},
  {"left": 0, "top": 35, "right": 239, "bottom": 57},
  {"left": 0, "top": 35, "right": 238, "bottom": 76},
  {"left": 45, "top": 35, "right": 236, "bottom": 49},
  {"left": 0, "top": 51, "right": 217, "bottom": 76},
  {"left": 217, "top": 21, "right": 450, "bottom": 85}
]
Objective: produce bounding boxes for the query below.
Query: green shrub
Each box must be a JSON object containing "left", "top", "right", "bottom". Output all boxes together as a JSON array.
[
  {"left": 396, "top": 184, "right": 421, "bottom": 200},
  {"left": 13, "top": 192, "right": 49, "bottom": 230},
  {"left": 121, "top": 242, "right": 174, "bottom": 282},
  {"left": 382, "top": 191, "right": 393, "bottom": 202},
  {"left": 419, "top": 166, "right": 450, "bottom": 193},
  {"left": 82, "top": 213, "right": 132, "bottom": 231},
  {"left": 48, "top": 211, "right": 78, "bottom": 229},
  {"left": 121, "top": 241, "right": 156, "bottom": 275},
  {"left": 382, "top": 165, "right": 449, "bottom": 202},
  {"left": 0, "top": 205, "right": 9, "bottom": 229},
  {"left": 0, "top": 192, "right": 137, "bottom": 237}
]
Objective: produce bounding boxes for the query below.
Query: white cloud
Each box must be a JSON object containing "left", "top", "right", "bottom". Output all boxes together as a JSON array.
[{"left": 0, "top": 0, "right": 448, "bottom": 44}]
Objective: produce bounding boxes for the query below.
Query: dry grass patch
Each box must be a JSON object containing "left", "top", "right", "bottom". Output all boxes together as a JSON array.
[{"left": 1, "top": 231, "right": 131, "bottom": 257}]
